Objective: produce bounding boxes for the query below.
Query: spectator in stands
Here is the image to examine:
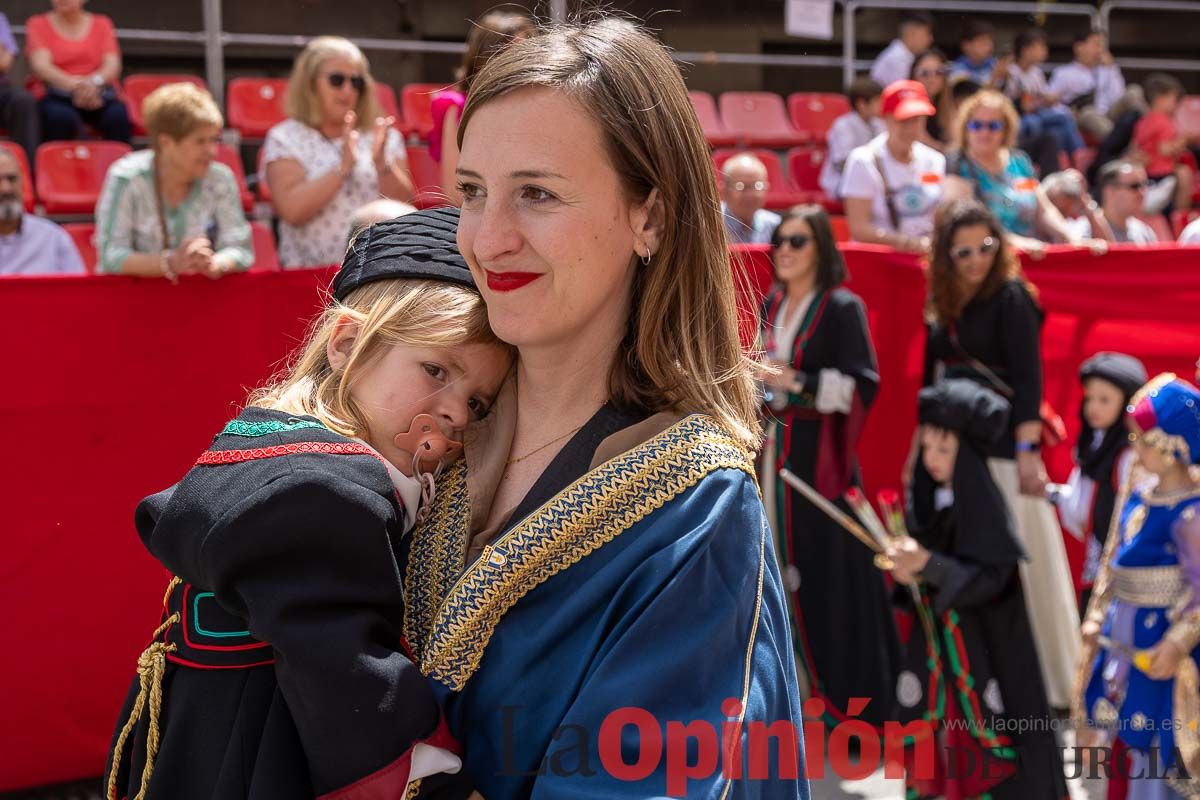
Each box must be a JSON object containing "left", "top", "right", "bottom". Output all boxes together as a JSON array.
[
  {"left": 819, "top": 78, "right": 884, "bottom": 199},
  {"left": 95, "top": 83, "right": 253, "bottom": 278},
  {"left": 0, "top": 12, "right": 40, "bottom": 169},
  {"left": 949, "top": 20, "right": 1009, "bottom": 90},
  {"left": 1049, "top": 29, "right": 1142, "bottom": 142},
  {"left": 263, "top": 36, "right": 414, "bottom": 267},
  {"left": 944, "top": 90, "right": 1089, "bottom": 252},
  {"left": 346, "top": 197, "right": 416, "bottom": 247},
  {"left": 842, "top": 80, "right": 945, "bottom": 253},
  {"left": 910, "top": 48, "right": 951, "bottom": 149},
  {"left": 870, "top": 11, "right": 934, "bottom": 89},
  {"left": 1180, "top": 215, "right": 1200, "bottom": 244},
  {"left": 431, "top": 10, "right": 533, "bottom": 204},
  {"left": 1132, "top": 72, "right": 1194, "bottom": 214},
  {"left": 24, "top": 0, "right": 131, "bottom": 144},
  {"left": 721, "top": 152, "right": 781, "bottom": 244},
  {"left": 1042, "top": 168, "right": 1114, "bottom": 241},
  {"left": 0, "top": 146, "right": 84, "bottom": 274},
  {"left": 1090, "top": 159, "right": 1160, "bottom": 244},
  {"left": 1006, "top": 30, "right": 1086, "bottom": 160}
]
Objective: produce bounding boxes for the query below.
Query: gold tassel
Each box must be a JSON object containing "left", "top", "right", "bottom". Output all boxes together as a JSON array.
[
  {"left": 1174, "top": 658, "right": 1200, "bottom": 785},
  {"left": 106, "top": 580, "right": 182, "bottom": 800}
]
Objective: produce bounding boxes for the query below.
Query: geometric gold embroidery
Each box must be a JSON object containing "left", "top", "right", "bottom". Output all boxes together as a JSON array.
[{"left": 403, "top": 414, "right": 756, "bottom": 691}]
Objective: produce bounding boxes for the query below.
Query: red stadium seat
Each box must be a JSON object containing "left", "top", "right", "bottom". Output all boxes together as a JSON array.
[
  {"left": 787, "top": 93, "right": 850, "bottom": 145},
  {"left": 400, "top": 83, "right": 447, "bottom": 140},
  {"left": 785, "top": 146, "right": 841, "bottom": 213},
  {"left": 374, "top": 82, "right": 405, "bottom": 130},
  {"left": 719, "top": 91, "right": 807, "bottom": 148},
  {"left": 829, "top": 215, "right": 850, "bottom": 242},
  {"left": 62, "top": 222, "right": 97, "bottom": 273},
  {"left": 688, "top": 91, "right": 737, "bottom": 148},
  {"left": 405, "top": 143, "right": 450, "bottom": 209},
  {"left": 226, "top": 78, "right": 289, "bottom": 139},
  {"left": 0, "top": 140, "right": 35, "bottom": 212},
  {"left": 215, "top": 143, "right": 254, "bottom": 213},
  {"left": 256, "top": 147, "right": 272, "bottom": 204},
  {"left": 248, "top": 222, "right": 280, "bottom": 272},
  {"left": 1177, "top": 95, "right": 1200, "bottom": 141},
  {"left": 712, "top": 148, "right": 806, "bottom": 210},
  {"left": 35, "top": 141, "right": 132, "bottom": 215},
  {"left": 123, "top": 74, "right": 208, "bottom": 136}
]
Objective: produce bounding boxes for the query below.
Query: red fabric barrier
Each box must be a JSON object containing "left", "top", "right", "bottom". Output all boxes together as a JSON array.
[{"left": 3, "top": 244, "right": 1199, "bottom": 791}]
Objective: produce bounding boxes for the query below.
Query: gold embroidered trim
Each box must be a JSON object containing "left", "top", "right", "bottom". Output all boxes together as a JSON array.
[
  {"left": 1140, "top": 483, "right": 1200, "bottom": 507},
  {"left": 1166, "top": 608, "right": 1200, "bottom": 654},
  {"left": 404, "top": 458, "right": 470, "bottom": 660},
  {"left": 1112, "top": 565, "right": 1188, "bottom": 607},
  {"left": 719, "top": 517, "right": 768, "bottom": 800},
  {"left": 411, "top": 414, "right": 755, "bottom": 691}
]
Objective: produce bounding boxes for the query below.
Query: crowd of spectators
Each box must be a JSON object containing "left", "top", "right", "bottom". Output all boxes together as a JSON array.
[{"left": 2, "top": 7, "right": 1199, "bottom": 279}]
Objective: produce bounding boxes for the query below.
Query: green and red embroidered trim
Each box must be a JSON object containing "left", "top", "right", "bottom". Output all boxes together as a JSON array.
[
  {"left": 196, "top": 441, "right": 378, "bottom": 466},
  {"left": 941, "top": 610, "right": 1016, "bottom": 758},
  {"left": 220, "top": 418, "right": 326, "bottom": 438}
]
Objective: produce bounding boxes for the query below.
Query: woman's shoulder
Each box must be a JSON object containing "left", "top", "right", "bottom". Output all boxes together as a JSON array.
[
  {"left": 1007, "top": 149, "right": 1036, "bottom": 176},
  {"left": 265, "top": 117, "right": 313, "bottom": 145},
  {"left": 104, "top": 149, "right": 154, "bottom": 184},
  {"left": 827, "top": 285, "right": 866, "bottom": 309},
  {"left": 89, "top": 13, "right": 115, "bottom": 33}
]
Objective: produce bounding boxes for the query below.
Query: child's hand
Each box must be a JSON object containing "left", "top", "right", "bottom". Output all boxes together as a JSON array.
[
  {"left": 1145, "top": 639, "right": 1185, "bottom": 680},
  {"left": 1081, "top": 619, "right": 1101, "bottom": 648},
  {"left": 886, "top": 536, "right": 930, "bottom": 585}
]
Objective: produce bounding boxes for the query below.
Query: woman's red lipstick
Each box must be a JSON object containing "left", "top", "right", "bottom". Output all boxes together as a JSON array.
[{"left": 484, "top": 270, "right": 542, "bottom": 292}]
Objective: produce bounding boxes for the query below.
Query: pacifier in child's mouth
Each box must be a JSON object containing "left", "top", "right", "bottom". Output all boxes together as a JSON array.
[
  {"left": 394, "top": 413, "right": 463, "bottom": 476},
  {"left": 394, "top": 414, "right": 463, "bottom": 524}
]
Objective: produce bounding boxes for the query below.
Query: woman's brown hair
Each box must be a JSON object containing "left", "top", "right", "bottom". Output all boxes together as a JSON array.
[
  {"left": 458, "top": 15, "right": 762, "bottom": 451},
  {"left": 927, "top": 198, "right": 1038, "bottom": 326},
  {"left": 457, "top": 10, "right": 534, "bottom": 94}
]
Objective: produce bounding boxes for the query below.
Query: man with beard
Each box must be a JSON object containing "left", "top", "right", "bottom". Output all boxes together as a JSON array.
[{"left": 0, "top": 148, "right": 85, "bottom": 274}]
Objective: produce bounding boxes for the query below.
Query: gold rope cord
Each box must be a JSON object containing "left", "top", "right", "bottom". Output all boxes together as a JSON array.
[{"left": 106, "top": 577, "right": 183, "bottom": 800}]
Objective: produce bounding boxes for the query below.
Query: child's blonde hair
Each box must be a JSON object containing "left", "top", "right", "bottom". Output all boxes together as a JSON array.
[{"left": 250, "top": 279, "right": 505, "bottom": 437}]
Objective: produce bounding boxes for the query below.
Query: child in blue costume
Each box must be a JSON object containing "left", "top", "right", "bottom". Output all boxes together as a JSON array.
[{"left": 1075, "top": 374, "right": 1200, "bottom": 798}]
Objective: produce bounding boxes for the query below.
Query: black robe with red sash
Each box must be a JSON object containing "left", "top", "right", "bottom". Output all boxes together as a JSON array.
[
  {"left": 758, "top": 285, "right": 901, "bottom": 730},
  {"left": 104, "top": 407, "right": 468, "bottom": 800}
]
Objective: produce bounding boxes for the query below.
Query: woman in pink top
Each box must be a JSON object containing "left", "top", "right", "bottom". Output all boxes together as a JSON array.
[
  {"left": 25, "top": 0, "right": 131, "bottom": 143},
  {"left": 431, "top": 10, "right": 532, "bottom": 203}
]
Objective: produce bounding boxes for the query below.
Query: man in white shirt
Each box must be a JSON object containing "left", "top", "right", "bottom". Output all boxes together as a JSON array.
[
  {"left": 1090, "top": 160, "right": 1159, "bottom": 244},
  {"left": 720, "top": 153, "right": 782, "bottom": 245},
  {"left": 841, "top": 80, "right": 946, "bottom": 253},
  {"left": 870, "top": 12, "right": 934, "bottom": 89},
  {"left": 1049, "top": 29, "right": 1141, "bottom": 141},
  {"left": 819, "top": 78, "right": 885, "bottom": 199}
]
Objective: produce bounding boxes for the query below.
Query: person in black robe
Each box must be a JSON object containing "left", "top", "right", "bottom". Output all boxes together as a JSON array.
[
  {"left": 102, "top": 209, "right": 504, "bottom": 800},
  {"left": 758, "top": 204, "right": 900, "bottom": 731},
  {"left": 887, "top": 378, "right": 1068, "bottom": 799},
  {"left": 919, "top": 199, "right": 1079, "bottom": 709},
  {"left": 1055, "top": 352, "right": 1147, "bottom": 611}
]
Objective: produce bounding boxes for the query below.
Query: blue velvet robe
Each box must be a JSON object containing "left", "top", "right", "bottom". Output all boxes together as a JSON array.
[{"left": 403, "top": 414, "right": 808, "bottom": 798}]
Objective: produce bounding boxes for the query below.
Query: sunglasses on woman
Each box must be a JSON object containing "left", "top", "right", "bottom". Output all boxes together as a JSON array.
[
  {"left": 966, "top": 119, "right": 1005, "bottom": 133},
  {"left": 326, "top": 72, "right": 365, "bottom": 92},
  {"left": 772, "top": 233, "right": 812, "bottom": 250},
  {"left": 950, "top": 237, "right": 998, "bottom": 261}
]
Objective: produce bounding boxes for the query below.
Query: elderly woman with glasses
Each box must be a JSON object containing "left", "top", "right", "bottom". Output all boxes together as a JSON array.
[
  {"left": 758, "top": 204, "right": 900, "bottom": 737},
  {"left": 913, "top": 198, "right": 1081, "bottom": 713},
  {"left": 943, "top": 89, "right": 1091, "bottom": 254},
  {"left": 262, "top": 36, "right": 414, "bottom": 268}
]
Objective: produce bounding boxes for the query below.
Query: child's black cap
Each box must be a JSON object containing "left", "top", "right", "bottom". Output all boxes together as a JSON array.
[
  {"left": 918, "top": 379, "right": 1010, "bottom": 447},
  {"left": 332, "top": 207, "right": 474, "bottom": 301}
]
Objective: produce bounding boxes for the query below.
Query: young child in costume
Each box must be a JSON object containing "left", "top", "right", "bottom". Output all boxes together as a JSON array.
[
  {"left": 887, "top": 378, "right": 1067, "bottom": 799},
  {"left": 1076, "top": 374, "right": 1200, "bottom": 799},
  {"left": 1054, "top": 352, "right": 1147, "bottom": 612},
  {"left": 105, "top": 207, "right": 513, "bottom": 800}
]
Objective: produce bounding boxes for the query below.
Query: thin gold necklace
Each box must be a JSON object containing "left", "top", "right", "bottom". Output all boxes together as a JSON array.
[{"left": 505, "top": 423, "right": 586, "bottom": 467}]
